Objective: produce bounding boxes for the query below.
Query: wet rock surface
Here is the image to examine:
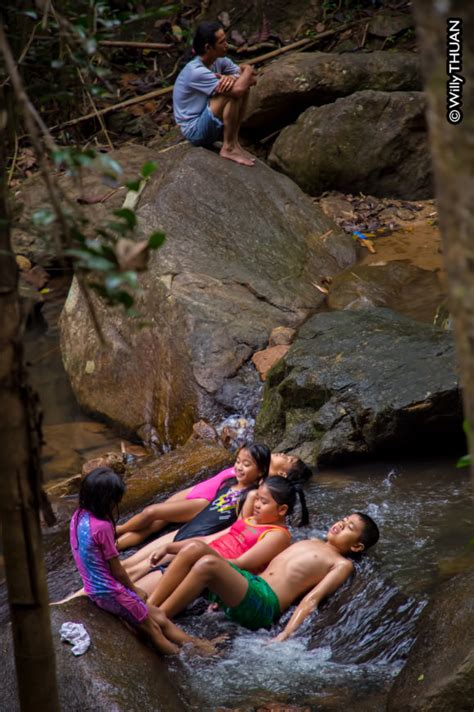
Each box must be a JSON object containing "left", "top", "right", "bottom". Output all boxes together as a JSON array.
[
  {"left": 269, "top": 91, "right": 432, "bottom": 199},
  {"left": 244, "top": 51, "right": 421, "bottom": 135},
  {"left": 0, "top": 598, "right": 185, "bottom": 712},
  {"left": 255, "top": 309, "right": 461, "bottom": 465},
  {"left": 60, "top": 144, "right": 356, "bottom": 448},
  {"left": 387, "top": 567, "right": 474, "bottom": 712}
]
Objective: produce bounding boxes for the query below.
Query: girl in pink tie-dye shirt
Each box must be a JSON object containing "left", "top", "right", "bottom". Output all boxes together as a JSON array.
[{"left": 70, "top": 467, "right": 220, "bottom": 655}]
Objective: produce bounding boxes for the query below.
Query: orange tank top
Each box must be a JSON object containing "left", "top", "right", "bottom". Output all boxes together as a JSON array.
[{"left": 210, "top": 517, "right": 290, "bottom": 564}]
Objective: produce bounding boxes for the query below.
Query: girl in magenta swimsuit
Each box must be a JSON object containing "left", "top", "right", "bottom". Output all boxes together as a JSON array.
[
  {"left": 69, "top": 467, "right": 219, "bottom": 655},
  {"left": 116, "top": 442, "right": 271, "bottom": 550}
]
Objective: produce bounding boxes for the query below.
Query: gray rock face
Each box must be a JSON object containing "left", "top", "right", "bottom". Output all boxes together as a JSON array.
[
  {"left": 60, "top": 145, "right": 356, "bottom": 448},
  {"left": 1, "top": 599, "right": 185, "bottom": 712},
  {"left": 244, "top": 51, "right": 422, "bottom": 134},
  {"left": 255, "top": 309, "right": 461, "bottom": 465},
  {"left": 387, "top": 568, "right": 474, "bottom": 712},
  {"left": 269, "top": 91, "right": 433, "bottom": 199}
]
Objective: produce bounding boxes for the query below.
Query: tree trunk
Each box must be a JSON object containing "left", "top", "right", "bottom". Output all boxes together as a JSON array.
[
  {"left": 0, "top": 91, "right": 60, "bottom": 711},
  {"left": 412, "top": 2, "right": 474, "bottom": 471}
]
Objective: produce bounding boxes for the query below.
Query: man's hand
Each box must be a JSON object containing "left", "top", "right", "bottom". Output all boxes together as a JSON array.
[{"left": 214, "top": 74, "right": 237, "bottom": 93}]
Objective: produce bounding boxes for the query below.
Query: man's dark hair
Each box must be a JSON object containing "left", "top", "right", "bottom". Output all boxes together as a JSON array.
[
  {"left": 286, "top": 459, "right": 313, "bottom": 484},
  {"left": 193, "top": 21, "right": 224, "bottom": 55},
  {"left": 355, "top": 512, "right": 380, "bottom": 550}
]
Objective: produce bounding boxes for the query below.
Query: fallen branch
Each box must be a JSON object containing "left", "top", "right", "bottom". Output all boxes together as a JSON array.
[
  {"left": 50, "top": 20, "right": 366, "bottom": 132},
  {"left": 98, "top": 40, "right": 174, "bottom": 50}
]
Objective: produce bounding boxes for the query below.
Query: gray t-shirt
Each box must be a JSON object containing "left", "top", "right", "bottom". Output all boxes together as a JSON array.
[{"left": 173, "top": 56, "right": 240, "bottom": 137}]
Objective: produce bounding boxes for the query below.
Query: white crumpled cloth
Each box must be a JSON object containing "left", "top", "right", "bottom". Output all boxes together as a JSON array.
[{"left": 59, "top": 622, "right": 91, "bottom": 656}]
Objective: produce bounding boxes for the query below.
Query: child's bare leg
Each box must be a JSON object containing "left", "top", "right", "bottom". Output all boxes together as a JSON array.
[
  {"left": 161, "top": 555, "right": 249, "bottom": 619},
  {"left": 116, "top": 498, "right": 206, "bottom": 538},
  {"left": 117, "top": 519, "right": 168, "bottom": 551},
  {"left": 137, "top": 610, "right": 180, "bottom": 655},
  {"left": 123, "top": 530, "right": 179, "bottom": 581},
  {"left": 148, "top": 541, "right": 219, "bottom": 607}
]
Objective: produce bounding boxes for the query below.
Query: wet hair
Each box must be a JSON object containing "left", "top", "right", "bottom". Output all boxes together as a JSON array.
[
  {"left": 263, "top": 476, "right": 309, "bottom": 527},
  {"left": 354, "top": 512, "right": 380, "bottom": 550},
  {"left": 192, "top": 21, "right": 224, "bottom": 55},
  {"left": 72, "top": 467, "right": 126, "bottom": 550},
  {"left": 230, "top": 442, "right": 271, "bottom": 514},
  {"left": 285, "top": 458, "right": 313, "bottom": 484}
]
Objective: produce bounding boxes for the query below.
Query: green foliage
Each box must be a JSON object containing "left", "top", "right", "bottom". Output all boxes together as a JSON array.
[{"left": 456, "top": 420, "right": 472, "bottom": 468}]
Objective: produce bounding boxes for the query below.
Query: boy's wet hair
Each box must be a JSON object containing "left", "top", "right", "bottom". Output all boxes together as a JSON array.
[
  {"left": 264, "top": 476, "right": 309, "bottom": 527},
  {"left": 79, "top": 467, "right": 126, "bottom": 521},
  {"left": 193, "top": 21, "right": 224, "bottom": 55},
  {"left": 286, "top": 459, "right": 313, "bottom": 484},
  {"left": 355, "top": 512, "right": 380, "bottom": 550}
]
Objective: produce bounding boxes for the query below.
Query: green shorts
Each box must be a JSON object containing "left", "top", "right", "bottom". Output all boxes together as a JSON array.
[{"left": 210, "top": 564, "right": 280, "bottom": 631}]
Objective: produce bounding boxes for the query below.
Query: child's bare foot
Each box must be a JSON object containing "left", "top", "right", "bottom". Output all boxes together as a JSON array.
[
  {"left": 187, "top": 634, "right": 229, "bottom": 657},
  {"left": 220, "top": 147, "right": 255, "bottom": 166},
  {"left": 50, "top": 587, "right": 86, "bottom": 605}
]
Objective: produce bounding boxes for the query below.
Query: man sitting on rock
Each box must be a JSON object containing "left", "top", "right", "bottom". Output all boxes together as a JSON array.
[
  {"left": 148, "top": 512, "right": 380, "bottom": 638},
  {"left": 173, "top": 21, "right": 257, "bottom": 166}
]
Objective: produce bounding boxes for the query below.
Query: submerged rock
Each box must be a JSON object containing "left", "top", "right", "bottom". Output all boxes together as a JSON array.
[
  {"left": 255, "top": 309, "right": 461, "bottom": 465},
  {"left": 60, "top": 145, "right": 356, "bottom": 448},
  {"left": 269, "top": 91, "right": 432, "bottom": 199},
  {"left": 1, "top": 598, "right": 186, "bottom": 712},
  {"left": 387, "top": 567, "right": 474, "bottom": 711},
  {"left": 244, "top": 51, "right": 421, "bottom": 134}
]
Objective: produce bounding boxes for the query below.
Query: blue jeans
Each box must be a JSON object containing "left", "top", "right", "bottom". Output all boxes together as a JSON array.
[{"left": 186, "top": 105, "right": 223, "bottom": 146}]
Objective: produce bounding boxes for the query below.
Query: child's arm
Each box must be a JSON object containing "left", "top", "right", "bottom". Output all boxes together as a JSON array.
[
  {"left": 109, "top": 556, "right": 148, "bottom": 601},
  {"left": 273, "top": 560, "right": 353, "bottom": 642},
  {"left": 230, "top": 530, "right": 290, "bottom": 574},
  {"left": 150, "top": 538, "right": 201, "bottom": 566},
  {"left": 239, "top": 490, "right": 257, "bottom": 519}
]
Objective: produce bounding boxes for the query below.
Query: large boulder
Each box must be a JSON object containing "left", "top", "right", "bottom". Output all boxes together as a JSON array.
[
  {"left": 59, "top": 145, "right": 356, "bottom": 449},
  {"left": 244, "top": 51, "right": 422, "bottom": 134},
  {"left": 269, "top": 90, "right": 433, "bottom": 199},
  {"left": 255, "top": 308, "right": 461, "bottom": 465},
  {"left": 387, "top": 568, "right": 474, "bottom": 711},
  {"left": 0, "top": 599, "right": 185, "bottom": 712}
]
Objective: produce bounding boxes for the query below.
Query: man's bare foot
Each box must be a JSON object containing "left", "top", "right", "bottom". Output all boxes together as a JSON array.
[
  {"left": 236, "top": 144, "right": 256, "bottom": 162},
  {"left": 220, "top": 147, "right": 255, "bottom": 166}
]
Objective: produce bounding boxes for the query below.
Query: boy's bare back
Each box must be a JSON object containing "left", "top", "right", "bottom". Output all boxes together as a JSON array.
[{"left": 261, "top": 539, "right": 353, "bottom": 612}]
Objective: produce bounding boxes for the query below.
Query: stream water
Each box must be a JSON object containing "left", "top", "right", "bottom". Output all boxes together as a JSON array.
[{"left": 2, "top": 239, "right": 473, "bottom": 709}]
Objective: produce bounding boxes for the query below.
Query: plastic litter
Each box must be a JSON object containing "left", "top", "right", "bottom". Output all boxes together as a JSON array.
[{"left": 60, "top": 622, "right": 91, "bottom": 656}]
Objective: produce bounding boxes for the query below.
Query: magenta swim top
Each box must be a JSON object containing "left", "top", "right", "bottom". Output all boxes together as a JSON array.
[
  {"left": 70, "top": 509, "right": 124, "bottom": 597},
  {"left": 186, "top": 466, "right": 236, "bottom": 501}
]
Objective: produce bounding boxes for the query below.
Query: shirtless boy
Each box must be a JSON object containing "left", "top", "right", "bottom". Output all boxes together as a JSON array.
[
  {"left": 173, "top": 21, "right": 257, "bottom": 165},
  {"left": 148, "top": 513, "right": 380, "bottom": 639}
]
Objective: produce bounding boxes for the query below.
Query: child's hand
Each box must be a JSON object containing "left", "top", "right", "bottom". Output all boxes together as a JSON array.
[
  {"left": 150, "top": 547, "right": 166, "bottom": 566},
  {"left": 134, "top": 586, "right": 148, "bottom": 602},
  {"left": 270, "top": 631, "right": 289, "bottom": 643}
]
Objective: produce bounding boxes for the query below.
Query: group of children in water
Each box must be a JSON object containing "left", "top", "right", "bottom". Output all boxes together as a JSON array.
[{"left": 70, "top": 443, "right": 380, "bottom": 655}]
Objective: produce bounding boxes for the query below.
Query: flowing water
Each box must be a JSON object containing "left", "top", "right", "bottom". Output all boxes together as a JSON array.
[{"left": 161, "top": 459, "right": 473, "bottom": 710}]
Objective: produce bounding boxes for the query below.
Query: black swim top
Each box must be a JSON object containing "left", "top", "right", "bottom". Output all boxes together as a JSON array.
[{"left": 173, "top": 477, "right": 241, "bottom": 541}]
